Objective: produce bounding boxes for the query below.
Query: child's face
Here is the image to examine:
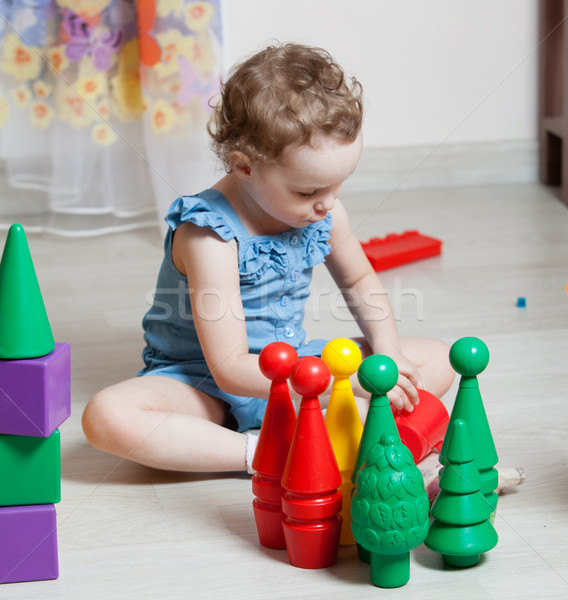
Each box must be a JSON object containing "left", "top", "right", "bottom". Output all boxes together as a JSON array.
[{"left": 244, "top": 133, "right": 363, "bottom": 230}]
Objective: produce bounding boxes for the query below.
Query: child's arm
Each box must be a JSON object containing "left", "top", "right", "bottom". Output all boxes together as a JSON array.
[
  {"left": 325, "top": 200, "right": 423, "bottom": 410},
  {"left": 171, "top": 222, "right": 271, "bottom": 399}
]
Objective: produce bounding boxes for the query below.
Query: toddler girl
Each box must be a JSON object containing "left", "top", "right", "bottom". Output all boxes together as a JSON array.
[{"left": 82, "top": 43, "right": 454, "bottom": 473}]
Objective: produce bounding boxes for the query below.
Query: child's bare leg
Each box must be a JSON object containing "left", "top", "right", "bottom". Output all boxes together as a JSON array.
[
  {"left": 398, "top": 336, "right": 455, "bottom": 398},
  {"left": 350, "top": 336, "right": 454, "bottom": 422},
  {"left": 82, "top": 376, "right": 248, "bottom": 472}
]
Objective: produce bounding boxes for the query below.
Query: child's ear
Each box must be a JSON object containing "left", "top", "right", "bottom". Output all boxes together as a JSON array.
[{"left": 230, "top": 151, "right": 253, "bottom": 179}]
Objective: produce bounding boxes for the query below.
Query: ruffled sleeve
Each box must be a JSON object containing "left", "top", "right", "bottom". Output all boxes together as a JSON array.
[
  {"left": 165, "top": 195, "right": 235, "bottom": 242},
  {"left": 302, "top": 213, "right": 332, "bottom": 268}
]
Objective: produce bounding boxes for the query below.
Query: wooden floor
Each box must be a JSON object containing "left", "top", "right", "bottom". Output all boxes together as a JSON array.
[{"left": 3, "top": 182, "right": 568, "bottom": 599}]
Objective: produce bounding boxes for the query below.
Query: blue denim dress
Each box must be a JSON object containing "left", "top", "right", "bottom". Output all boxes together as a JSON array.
[{"left": 139, "top": 190, "right": 331, "bottom": 431}]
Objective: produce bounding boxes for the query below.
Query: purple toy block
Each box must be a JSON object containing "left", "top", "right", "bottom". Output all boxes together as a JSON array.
[
  {"left": 0, "top": 504, "right": 58, "bottom": 584},
  {"left": 0, "top": 342, "right": 70, "bottom": 437}
]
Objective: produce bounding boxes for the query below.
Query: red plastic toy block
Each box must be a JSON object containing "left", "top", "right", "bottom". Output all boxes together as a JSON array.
[
  {"left": 252, "top": 342, "right": 298, "bottom": 550},
  {"left": 281, "top": 357, "right": 342, "bottom": 569},
  {"left": 361, "top": 230, "right": 442, "bottom": 271}
]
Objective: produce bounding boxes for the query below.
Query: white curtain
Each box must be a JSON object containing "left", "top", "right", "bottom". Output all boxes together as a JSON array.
[{"left": 0, "top": 0, "right": 222, "bottom": 236}]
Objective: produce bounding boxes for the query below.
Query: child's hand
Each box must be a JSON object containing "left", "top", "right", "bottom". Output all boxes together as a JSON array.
[{"left": 382, "top": 350, "right": 424, "bottom": 413}]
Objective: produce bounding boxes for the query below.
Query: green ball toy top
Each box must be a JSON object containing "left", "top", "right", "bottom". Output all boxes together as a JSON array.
[
  {"left": 357, "top": 355, "right": 399, "bottom": 396},
  {"left": 449, "top": 337, "right": 490, "bottom": 376}
]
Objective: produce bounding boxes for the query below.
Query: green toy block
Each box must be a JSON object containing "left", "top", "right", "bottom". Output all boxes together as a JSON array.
[
  {"left": 0, "top": 430, "right": 61, "bottom": 506},
  {"left": 0, "top": 223, "right": 55, "bottom": 359}
]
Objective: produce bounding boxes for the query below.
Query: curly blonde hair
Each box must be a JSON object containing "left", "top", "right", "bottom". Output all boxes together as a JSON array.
[{"left": 208, "top": 43, "right": 363, "bottom": 171}]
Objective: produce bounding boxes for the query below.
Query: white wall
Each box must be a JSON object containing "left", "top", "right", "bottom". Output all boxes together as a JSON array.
[{"left": 222, "top": 0, "right": 539, "bottom": 150}]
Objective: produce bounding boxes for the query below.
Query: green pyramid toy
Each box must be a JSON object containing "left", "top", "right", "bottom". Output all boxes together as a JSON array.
[
  {"left": 425, "top": 419, "right": 498, "bottom": 567},
  {"left": 0, "top": 223, "right": 55, "bottom": 359},
  {"left": 441, "top": 337, "right": 499, "bottom": 516},
  {"left": 352, "top": 354, "right": 401, "bottom": 484}
]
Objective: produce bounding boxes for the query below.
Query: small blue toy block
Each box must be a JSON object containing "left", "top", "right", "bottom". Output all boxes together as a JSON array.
[
  {"left": 0, "top": 342, "right": 70, "bottom": 437},
  {"left": 516, "top": 297, "right": 526, "bottom": 308},
  {"left": 0, "top": 430, "right": 61, "bottom": 507},
  {"left": 0, "top": 504, "right": 58, "bottom": 584}
]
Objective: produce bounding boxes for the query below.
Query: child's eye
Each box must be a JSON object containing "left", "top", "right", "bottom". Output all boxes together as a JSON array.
[{"left": 298, "top": 191, "right": 316, "bottom": 198}]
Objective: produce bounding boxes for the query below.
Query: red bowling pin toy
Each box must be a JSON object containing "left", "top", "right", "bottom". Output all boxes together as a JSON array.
[
  {"left": 281, "top": 356, "right": 342, "bottom": 569},
  {"left": 251, "top": 342, "right": 298, "bottom": 549}
]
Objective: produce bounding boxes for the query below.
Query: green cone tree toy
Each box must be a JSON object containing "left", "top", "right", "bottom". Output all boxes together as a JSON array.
[
  {"left": 0, "top": 224, "right": 55, "bottom": 359},
  {"left": 425, "top": 418, "right": 498, "bottom": 567},
  {"left": 441, "top": 337, "right": 498, "bottom": 516},
  {"left": 352, "top": 354, "right": 401, "bottom": 563},
  {"left": 351, "top": 433, "right": 430, "bottom": 588},
  {"left": 352, "top": 354, "right": 401, "bottom": 483},
  {"left": 351, "top": 355, "right": 429, "bottom": 587}
]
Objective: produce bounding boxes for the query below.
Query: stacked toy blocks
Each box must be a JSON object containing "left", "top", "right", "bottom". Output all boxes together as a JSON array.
[{"left": 0, "top": 224, "right": 71, "bottom": 584}]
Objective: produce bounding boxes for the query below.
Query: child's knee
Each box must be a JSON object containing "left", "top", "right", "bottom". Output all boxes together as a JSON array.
[
  {"left": 437, "top": 339, "right": 454, "bottom": 374},
  {"left": 426, "top": 339, "right": 455, "bottom": 395},
  {"left": 82, "top": 388, "right": 126, "bottom": 452}
]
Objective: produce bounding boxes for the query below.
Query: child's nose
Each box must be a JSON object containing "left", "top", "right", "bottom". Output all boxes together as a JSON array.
[
  {"left": 316, "top": 185, "right": 342, "bottom": 212},
  {"left": 315, "top": 197, "right": 333, "bottom": 213}
]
